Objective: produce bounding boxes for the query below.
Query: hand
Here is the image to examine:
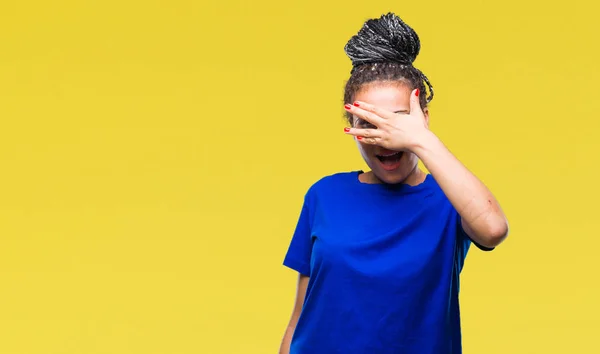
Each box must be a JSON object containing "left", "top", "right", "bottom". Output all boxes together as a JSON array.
[{"left": 343, "top": 89, "right": 431, "bottom": 152}]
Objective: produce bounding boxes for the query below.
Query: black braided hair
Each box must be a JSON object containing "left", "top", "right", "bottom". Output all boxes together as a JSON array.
[{"left": 343, "top": 13, "right": 434, "bottom": 123}]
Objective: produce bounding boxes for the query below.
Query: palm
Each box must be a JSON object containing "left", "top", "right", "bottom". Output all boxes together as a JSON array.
[{"left": 343, "top": 89, "right": 429, "bottom": 152}]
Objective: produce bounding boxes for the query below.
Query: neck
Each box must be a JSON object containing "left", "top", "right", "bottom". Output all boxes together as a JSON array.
[
  {"left": 403, "top": 167, "right": 427, "bottom": 186},
  {"left": 361, "top": 166, "right": 426, "bottom": 186}
]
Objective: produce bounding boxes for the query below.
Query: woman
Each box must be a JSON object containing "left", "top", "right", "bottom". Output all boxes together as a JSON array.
[{"left": 279, "top": 13, "right": 509, "bottom": 354}]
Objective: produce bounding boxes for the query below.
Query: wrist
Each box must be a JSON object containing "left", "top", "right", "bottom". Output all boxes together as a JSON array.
[{"left": 409, "top": 129, "right": 440, "bottom": 156}]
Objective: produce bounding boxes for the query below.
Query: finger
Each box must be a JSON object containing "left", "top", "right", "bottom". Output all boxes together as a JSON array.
[
  {"left": 356, "top": 136, "right": 379, "bottom": 145},
  {"left": 343, "top": 127, "right": 382, "bottom": 139},
  {"left": 351, "top": 100, "right": 396, "bottom": 120},
  {"left": 409, "top": 88, "right": 423, "bottom": 116},
  {"left": 344, "top": 104, "right": 385, "bottom": 126}
]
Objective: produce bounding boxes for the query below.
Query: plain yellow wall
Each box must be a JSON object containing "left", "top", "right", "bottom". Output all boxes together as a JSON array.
[{"left": 1, "top": 0, "right": 599, "bottom": 353}]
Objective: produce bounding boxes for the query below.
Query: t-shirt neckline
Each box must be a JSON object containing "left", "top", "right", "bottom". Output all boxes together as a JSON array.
[{"left": 352, "top": 170, "right": 433, "bottom": 194}]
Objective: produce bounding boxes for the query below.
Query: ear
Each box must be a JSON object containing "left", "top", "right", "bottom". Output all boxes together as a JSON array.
[{"left": 423, "top": 108, "right": 430, "bottom": 129}]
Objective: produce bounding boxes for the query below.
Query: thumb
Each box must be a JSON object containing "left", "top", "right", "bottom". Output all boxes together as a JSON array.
[{"left": 409, "top": 88, "right": 423, "bottom": 116}]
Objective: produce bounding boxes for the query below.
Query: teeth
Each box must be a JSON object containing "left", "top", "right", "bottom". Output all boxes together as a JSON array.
[{"left": 379, "top": 152, "right": 400, "bottom": 157}]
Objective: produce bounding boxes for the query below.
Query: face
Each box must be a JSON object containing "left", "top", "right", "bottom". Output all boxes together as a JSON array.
[{"left": 351, "top": 83, "right": 429, "bottom": 184}]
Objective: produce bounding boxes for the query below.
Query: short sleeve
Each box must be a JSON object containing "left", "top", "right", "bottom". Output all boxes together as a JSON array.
[
  {"left": 455, "top": 212, "right": 494, "bottom": 272},
  {"left": 282, "top": 192, "right": 314, "bottom": 277},
  {"left": 455, "top": 214, "right": 471, "bottom": 273}
]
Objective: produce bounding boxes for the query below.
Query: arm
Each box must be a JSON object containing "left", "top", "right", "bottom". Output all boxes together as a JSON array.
[
  {"left": 412, "top": 130, "right": 509, "bottom": 248},
  {"left": 279, "top": 274, "right": 309, "bottom": 354},
  {"left": 343, "top": 89, "right": 509, "bottom": 248}
]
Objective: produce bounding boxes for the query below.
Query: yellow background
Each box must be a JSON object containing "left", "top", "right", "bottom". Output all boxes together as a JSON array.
[{"left": 1, "top": 0, "right": 598, "bottom": 353}]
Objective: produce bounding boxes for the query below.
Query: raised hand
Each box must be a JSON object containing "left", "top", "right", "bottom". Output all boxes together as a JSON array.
[{"left": 343, "top": 89, "right": 430, "bottom": 152}]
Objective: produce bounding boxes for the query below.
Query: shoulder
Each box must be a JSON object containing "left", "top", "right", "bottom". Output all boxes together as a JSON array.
[
  {"left": 305, "top": 171, "right": 358, "bottom": 196},
  {"left": 426, "top": 174, "right": 444, "bottom": 194},
  {"left": 298, "top": 171, "right": 359, "bottom": 208}
]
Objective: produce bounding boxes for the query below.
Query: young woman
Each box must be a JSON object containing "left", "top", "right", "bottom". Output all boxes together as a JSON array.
[{"left": 279, "top": 13, "right": 509, "bottom": 354}]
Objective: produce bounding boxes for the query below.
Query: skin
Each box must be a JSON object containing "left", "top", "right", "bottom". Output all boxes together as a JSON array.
[
  {"left": 279, "top": 274, "right": 308, "bottom": 354},
  {"left": 347, "top": 82, "right": 430, "bottom": 186},
  {"left": 279, "top": 82, "right": 509, "bottom": 353}
]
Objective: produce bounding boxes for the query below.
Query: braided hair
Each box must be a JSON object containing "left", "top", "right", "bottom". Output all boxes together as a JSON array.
[{"left": 343, "top": 13, "right": 434, "bottom": 123}]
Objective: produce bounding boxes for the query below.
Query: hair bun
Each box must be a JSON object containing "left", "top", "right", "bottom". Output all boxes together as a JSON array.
[{"left": 344, "top": 13, "right": 421, "bottom": 68}]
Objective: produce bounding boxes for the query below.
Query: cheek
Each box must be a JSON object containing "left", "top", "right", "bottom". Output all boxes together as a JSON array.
[
  {"left": 356, "top": 141, "right": 374, "bottom": 154},
  {"left": 355, "top": 141, "right": 374, "bottom": 160},
  {"left": 404, "top": 152, "right": 419, "bottom": 166}
]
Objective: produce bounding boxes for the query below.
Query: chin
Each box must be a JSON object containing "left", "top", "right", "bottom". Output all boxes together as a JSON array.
[
  {"left": 367, "top": 153, "right": 418, "bottom": 185},
  {"left": 367, "top": 162, "right": 413, "bottom": 185}
]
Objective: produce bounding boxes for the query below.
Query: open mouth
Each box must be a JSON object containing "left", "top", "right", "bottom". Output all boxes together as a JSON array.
[{"left": 376, "top": 151, "right": 403, "bottom": 171}]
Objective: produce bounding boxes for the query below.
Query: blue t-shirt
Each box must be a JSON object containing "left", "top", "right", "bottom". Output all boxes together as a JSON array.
[{"left": 283, "top": 171, "right": 492, "bottom": 354}]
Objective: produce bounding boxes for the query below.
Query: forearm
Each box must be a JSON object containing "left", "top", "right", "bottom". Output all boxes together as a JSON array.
[
  {"left": 279, "top": 326, "right": 295, "bottom": 354},
  {"left": 280, "top": 274, "right": 307, "bottom": 353},
  {"left": 412, "top": 131, "right": 509, "bottom": 247}
]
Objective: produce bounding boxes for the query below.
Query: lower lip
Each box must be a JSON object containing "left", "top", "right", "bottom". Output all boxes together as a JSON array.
[{"left": 378, "top": 153, "right": 403, "bottom": 171}]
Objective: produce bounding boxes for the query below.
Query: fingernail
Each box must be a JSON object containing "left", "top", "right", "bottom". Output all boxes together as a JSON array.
[
  {"left": 357, "top": 136, "right": 363, "bottom": 140},
  {"left": 415, "top": 89, "right": 420, "bottom": 97},
  {"left": 344, "top": 104, "right": 351, "bottom": 110},
  {"left": 353, "top": 102, "right": 360, "bottom": 107},
  {"left": 344, "top": 127, "right": 350, "bottom": 132}
]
